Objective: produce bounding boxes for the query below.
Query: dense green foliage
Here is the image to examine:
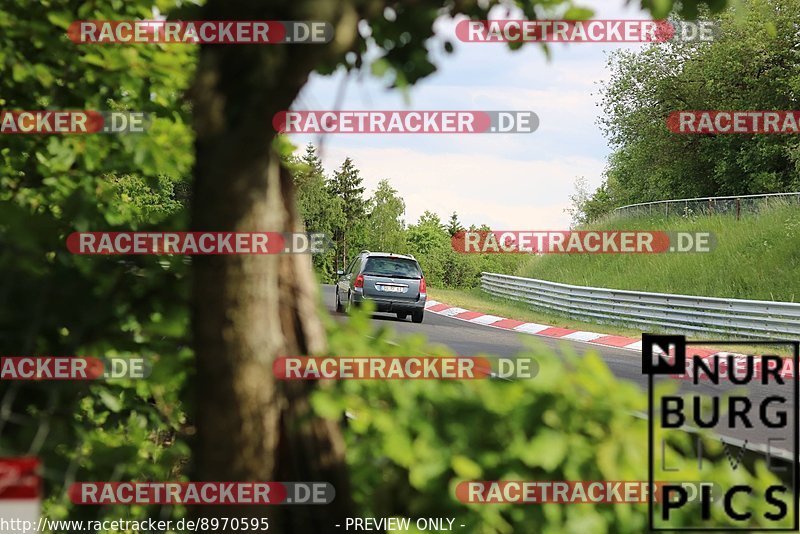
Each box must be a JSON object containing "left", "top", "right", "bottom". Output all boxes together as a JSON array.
[
  {"left": 576, "top": 0, "right": 800, "bottom": 221},
  {"left": 319, "top": 306, "right": 792, "bottom": 533},
  {"left": 0, "top": 0, "right": 194, "bottom": 525},
  {"left": 1, "top": 0, "right": 764, "bottom": 530},
  {"left": 519, "top": 203, "right": 800, "bottom": 301}
]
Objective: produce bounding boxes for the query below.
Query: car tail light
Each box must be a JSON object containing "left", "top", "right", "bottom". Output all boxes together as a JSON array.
[
  {"left": 354, "top": 274, "right": 364, "bottom": 288},
  {"left": 419, "top": 277, "right": 426, "bottom": 293}
]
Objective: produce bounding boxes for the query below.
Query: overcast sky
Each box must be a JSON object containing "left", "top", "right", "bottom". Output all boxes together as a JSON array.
[{"left": 288, "top": 0, "right": 651, "bottom": 230}]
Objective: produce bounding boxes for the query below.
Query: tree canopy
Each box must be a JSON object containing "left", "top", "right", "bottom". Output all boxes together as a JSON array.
[
  {"left": 1, "top": 0, "right": 752, "bottom": 530},
  {"left": 579, "top": 0, "right": 800, "bottom": 220}
]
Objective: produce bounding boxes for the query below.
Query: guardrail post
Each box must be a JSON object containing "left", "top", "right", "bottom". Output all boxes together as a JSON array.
[{"left": 736, "top": 198, "right": 741, "bottom": 220}]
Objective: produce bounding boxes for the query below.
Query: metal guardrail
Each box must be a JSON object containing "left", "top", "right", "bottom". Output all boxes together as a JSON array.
[
  {"left": 613, "top": 192, "right": 800, "bottom": 220},
  {"left": 480, "top": 272, "right": 800, "bottom": 339}
]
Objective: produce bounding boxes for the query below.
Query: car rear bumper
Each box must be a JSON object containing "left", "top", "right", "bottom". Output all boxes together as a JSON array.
[{"left": 353, "top": 292, "right": 426, "bottom": 313}]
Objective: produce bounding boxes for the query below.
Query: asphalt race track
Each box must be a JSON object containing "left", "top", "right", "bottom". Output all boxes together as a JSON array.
[{"left": 322, "top": 284, "right": 796, "bottom": 458}]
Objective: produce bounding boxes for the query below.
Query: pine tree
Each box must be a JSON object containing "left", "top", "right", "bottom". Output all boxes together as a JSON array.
[
  {"left": 446, "top": 211, "right": 464, "bottom": 237},
  {"left": 327, "top": 157, "right": 368, "bottom": 270},
  {"left": 291, "top": 144, "right": 344, "bottom": 281}
]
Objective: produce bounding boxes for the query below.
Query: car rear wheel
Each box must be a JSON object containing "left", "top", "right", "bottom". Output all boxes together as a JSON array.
[
  {"left": 412, "top": 309, "right": 424, "bottom": 323},
  {"left": 396, "top": 312, "right": 408, "bottom": 321}
]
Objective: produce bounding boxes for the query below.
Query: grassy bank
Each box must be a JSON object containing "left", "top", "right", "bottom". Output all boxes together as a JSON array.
[{"left": 517, "top": 204, "right": 800, "bottom": 302}]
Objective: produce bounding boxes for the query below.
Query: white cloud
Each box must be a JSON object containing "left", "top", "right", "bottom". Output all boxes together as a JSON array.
[
  {"left": 289, "top": 0, "right": 653, "bottom": 230},
  {"left": 310, "top": 146, "right": 604, "bottom": 229}
]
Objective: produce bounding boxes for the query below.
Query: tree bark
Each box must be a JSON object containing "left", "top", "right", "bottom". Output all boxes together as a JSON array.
[{"left": 189, "top": 1, "right": 363, "bottom": 531}]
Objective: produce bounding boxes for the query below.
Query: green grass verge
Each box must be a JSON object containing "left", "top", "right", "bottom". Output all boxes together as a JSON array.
[
  {"left": 517, "top": 203, "right": 800, "bottom": 302},
  {"left": 427, "top": 204, "right": 798, "bottom": 355}
]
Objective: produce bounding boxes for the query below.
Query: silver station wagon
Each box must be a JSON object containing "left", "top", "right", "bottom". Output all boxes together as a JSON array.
[{"left": 336, "top": 251, "right": 427, "bottom": 323}]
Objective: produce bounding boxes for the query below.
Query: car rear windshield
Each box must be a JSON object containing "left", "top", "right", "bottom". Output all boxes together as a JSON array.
[{"left": 362, "top": 257, "right": 422, "bottom": 278}]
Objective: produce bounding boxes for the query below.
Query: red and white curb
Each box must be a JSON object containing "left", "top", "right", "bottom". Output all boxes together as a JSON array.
[
  {"left": 425, "top": 299, "right": 645, "bottom": 351},
  {"left": 424, "top": 299, "right": 795, "bottom": 380},
  {"left": 0, "top": 458, "right": 41, "bottom": 527}
]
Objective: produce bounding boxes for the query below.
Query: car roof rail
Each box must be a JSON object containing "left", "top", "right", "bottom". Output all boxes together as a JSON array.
[{"left": 360, "top": 249, "right": 370, "bottom": 255}]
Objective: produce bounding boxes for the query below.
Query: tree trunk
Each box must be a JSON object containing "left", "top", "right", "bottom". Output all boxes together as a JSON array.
[{"left": 189, "top": 1, "right": 361, "bottom": 531}]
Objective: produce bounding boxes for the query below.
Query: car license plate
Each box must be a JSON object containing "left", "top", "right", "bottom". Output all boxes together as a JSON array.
[{"left": 378, "top": 285, "right": 406, "bottom": 293}]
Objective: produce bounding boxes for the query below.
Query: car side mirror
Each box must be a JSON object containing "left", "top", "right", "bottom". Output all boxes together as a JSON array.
[{"left": 336, "top": 270, "right": 344, "bottom": 276}]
